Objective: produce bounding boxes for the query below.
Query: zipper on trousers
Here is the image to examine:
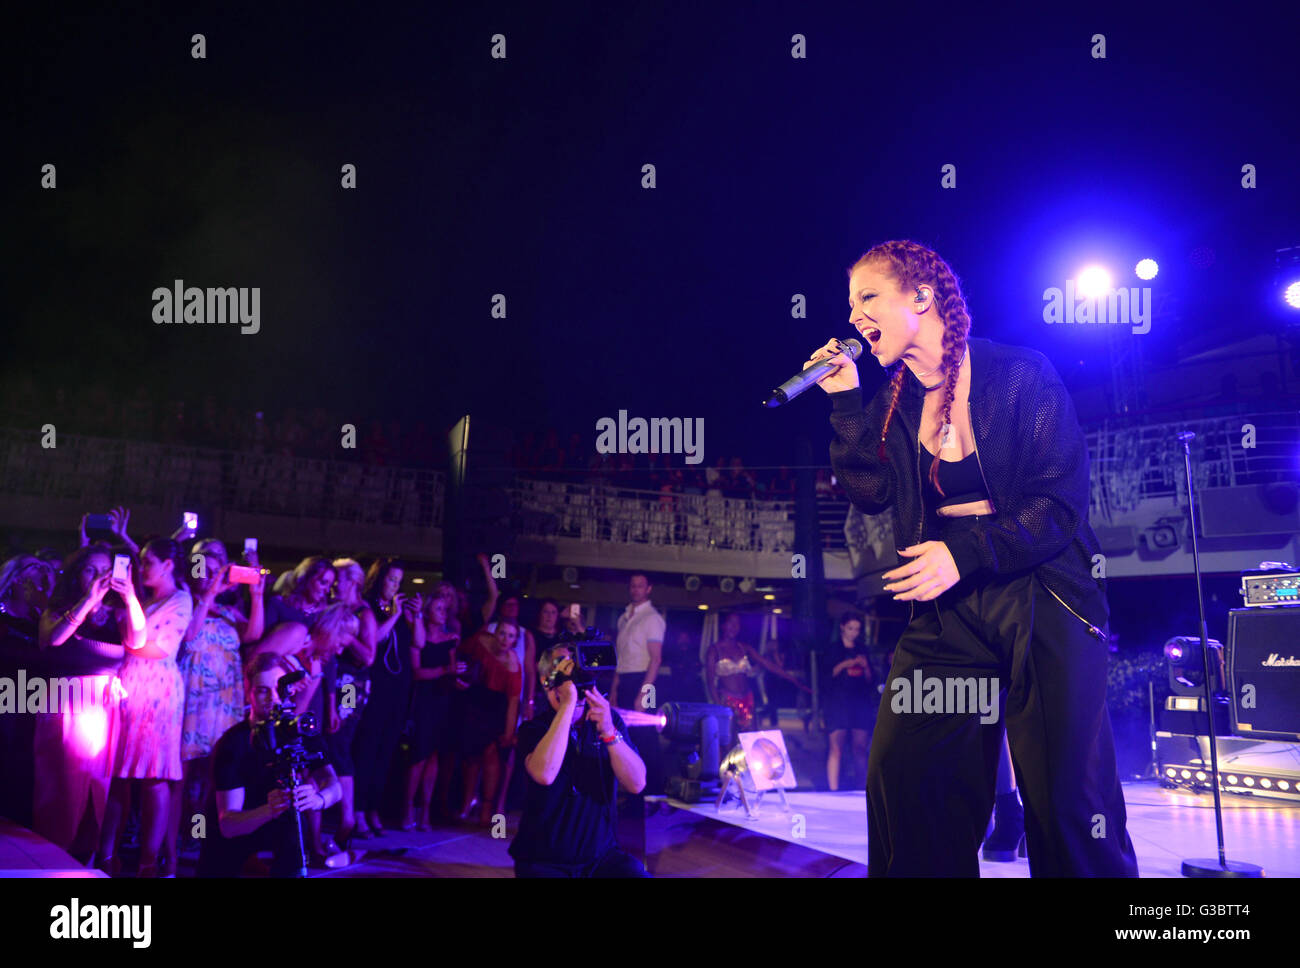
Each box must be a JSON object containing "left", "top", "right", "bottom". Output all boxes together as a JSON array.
[{"left": 1042, "top": 581, "right": 1106, "bottom": 643}]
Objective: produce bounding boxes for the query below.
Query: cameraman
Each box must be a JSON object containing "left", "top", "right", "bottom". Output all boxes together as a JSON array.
[
  {"left": 197, "top": 653, "right": 341, "bottom": 877},
  {"left": 508, "top": 644, "right": 651, "bottom": 877}
]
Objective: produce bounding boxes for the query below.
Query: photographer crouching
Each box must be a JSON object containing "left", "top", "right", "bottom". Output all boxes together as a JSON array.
[
  {"left": 197, "top": 653, "right": 341, "bottom": 877},
  {"left": 509, "top": 644, "right": 651, "bottom": 877}
]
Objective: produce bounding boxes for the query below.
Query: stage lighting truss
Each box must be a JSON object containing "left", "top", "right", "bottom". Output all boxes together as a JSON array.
[{"left": 1161, "top": 764, "right": 1300, "bottom": 803}]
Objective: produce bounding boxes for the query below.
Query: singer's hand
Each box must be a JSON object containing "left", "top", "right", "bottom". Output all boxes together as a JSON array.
[
  {"left": 805, "top": 339, "right": 859, "bottom": 393},
  {"left": 882, "top": 542, "right": 960, "bottom": 602}
]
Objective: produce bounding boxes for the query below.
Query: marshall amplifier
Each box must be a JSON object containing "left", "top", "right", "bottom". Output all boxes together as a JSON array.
[{"left": 1227, "top": 607, "right": 1300, "bottom": 741}]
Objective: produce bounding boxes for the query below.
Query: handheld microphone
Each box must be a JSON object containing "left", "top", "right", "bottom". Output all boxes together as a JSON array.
[{"left": 763, "top": 338, "right": 863, "bottom": 408}]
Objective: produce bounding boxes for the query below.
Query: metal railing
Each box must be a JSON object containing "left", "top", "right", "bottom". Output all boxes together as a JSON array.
[
  {"left": 1083, "top": 411, "right": 1300, "bottom": 521},
  {"left": 6, "top": 410, "right": 1290, "bottom": 559},
  {"left": 510, "top": 478, "right": 798, "bottom": 553},
  {"left": 0, "top": 428, "right": 445, "bottom": 528}
]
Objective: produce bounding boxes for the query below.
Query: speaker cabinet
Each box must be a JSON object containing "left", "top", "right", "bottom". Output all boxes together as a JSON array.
[{"left": 1227, "top": 607, "right": 1300, "bottom": 741}]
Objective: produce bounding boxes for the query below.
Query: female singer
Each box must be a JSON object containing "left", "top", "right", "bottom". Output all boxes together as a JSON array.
[{"left": 809, "top": 239, "right": 1137, "bottom": 877}]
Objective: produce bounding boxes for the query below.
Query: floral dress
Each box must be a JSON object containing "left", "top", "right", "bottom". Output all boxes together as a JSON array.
[
  {"left": 115, "top": 587, "right": 192, "bottom": 780},
  {"left": 180, "top": 601, "right": 246, "bottom": 761}
]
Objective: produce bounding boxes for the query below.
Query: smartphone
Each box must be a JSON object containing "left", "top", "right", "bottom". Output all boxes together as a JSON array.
[
  {"left": 112, "top": 555, "right": 130, "bottom": 582},
  {"left": 85, "top": 513, "right": 114, "bottom": 534},
  {"left": 244, "top": 537, "right": 258, "bottom": 555},
  {"left": 182, "top": 511, "right": 199, "bottom": 532},
  {"left": 227, "top": 564, "right": 261, "bottom": 585}
]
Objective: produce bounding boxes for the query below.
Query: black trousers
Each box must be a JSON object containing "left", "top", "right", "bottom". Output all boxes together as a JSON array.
[{"left": 867, "top": 568, "right": 1139, "bottom": 877}]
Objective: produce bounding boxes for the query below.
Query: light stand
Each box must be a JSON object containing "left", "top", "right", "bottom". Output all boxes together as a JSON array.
[{"left": 1176, "top": 431, "right": 1263, "bottom": 878}]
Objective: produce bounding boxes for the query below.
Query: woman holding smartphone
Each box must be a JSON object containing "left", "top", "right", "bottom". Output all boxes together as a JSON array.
[
  {"left": 101, "top": 537, "right": 192, "bottom": 877},
  {"left": 168, "top": 538, "right": 265, "bottom": 872},
  {"left": 35, "top": 546, "right": 144, "bottom": 867}
]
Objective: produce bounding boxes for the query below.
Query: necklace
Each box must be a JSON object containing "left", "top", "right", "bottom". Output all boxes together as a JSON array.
[{"left": 918, "top": 345, "right": 968, "bottom": 389}]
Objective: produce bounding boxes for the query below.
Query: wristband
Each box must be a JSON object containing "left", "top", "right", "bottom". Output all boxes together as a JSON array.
[{"left": 600, "top": 731, "right": 621, "bottom": 745}]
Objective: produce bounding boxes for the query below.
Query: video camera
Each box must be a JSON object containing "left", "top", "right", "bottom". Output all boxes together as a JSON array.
[
  {"left": 249, "top": 669, "right": 326, "bottom": 878},
  {"left": 542, "top": 627, "right": 617, "bottom": 697}
]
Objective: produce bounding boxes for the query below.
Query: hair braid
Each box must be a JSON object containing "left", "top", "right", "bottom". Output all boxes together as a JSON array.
[
  {"left": 876, "top": 364, "right": 908, "bottom": 461},
  {"left": 848, "top": 241, "right": 973, "bottom": 488}
]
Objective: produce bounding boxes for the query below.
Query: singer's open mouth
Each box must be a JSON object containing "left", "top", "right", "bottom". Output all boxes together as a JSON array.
[{"left": 863, "top": 326, "right": 882, "bottom": 344}]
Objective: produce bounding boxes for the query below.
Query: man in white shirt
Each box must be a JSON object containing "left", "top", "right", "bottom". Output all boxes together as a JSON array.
[
  {"left": 612, "top": 574, "right": 665, "bottom": 714},
  {"left": 612, "top": 573, "right": 666, "bottom": 795}
]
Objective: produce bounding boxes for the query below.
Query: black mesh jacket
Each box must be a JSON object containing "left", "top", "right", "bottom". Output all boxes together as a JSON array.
[{"left": 828, "top": 336, "right": 1109, "bottom": 639}]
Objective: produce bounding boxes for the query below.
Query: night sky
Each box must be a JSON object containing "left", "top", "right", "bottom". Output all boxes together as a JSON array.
[{"left": 8, "top": 4, "right": 1298, "bottom": 467}]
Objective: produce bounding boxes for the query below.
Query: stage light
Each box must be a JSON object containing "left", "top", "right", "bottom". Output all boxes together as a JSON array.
[
  {"left": 1261, "top": 778, "right": 1273, "bottom": 789},
  {"left": 716, "top": 730, "right": 798, "bottom": 818},
  {"left": 772, "top": 608, "right": 782, "bottom": 614},
  {"left": 411, "top": 577, "right": 425, "bottom": 584},
  {"left": 661, "top": 702, "right": 734, "bottom": 802},
  {"left": 1280, "top": 780, "right": 1291, "bottom": 791},
  {"left": 1181, "top": 769, "right": 1192, "bottom": 779},
  {"left": 1076, "top": 265, "right": 1113, "bottom": 299},
  {"left": 697, "top": 604, "right": 708, "bottom": 610},
  {"left": 1227, "top": 775, "right": 1239, "bottom": 785},
  {"left": 562, "top": 566, "right": 578, "bottom": 584},
  {"left": 763, "top": 594, "right": 775, "bottom": 601},
  {"left": 685, "top": 575, "right": 701, "bottom": 591},
  {"left": 1135, "top": 258, "right": 1159, "bottom": 280},
  {"left": 1164, "top": 635, "right": 1225, "bottom": 696},
  {"left": 720, "top": 577, "right": 736, "bottom": 593},
  {"left": 1285, "top": 281, "right": 1300, "bottom": 310},
  {"left": 1166, "top": 767, "right": 1177, "bottom": 778},
  {"left": 1243, "top": 776, "right": 1255, "bottom": 787}
]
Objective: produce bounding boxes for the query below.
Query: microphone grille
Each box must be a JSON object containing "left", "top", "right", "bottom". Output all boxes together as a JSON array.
[{"left": 840, "top": 338, "right": 863, "bottom": 360}]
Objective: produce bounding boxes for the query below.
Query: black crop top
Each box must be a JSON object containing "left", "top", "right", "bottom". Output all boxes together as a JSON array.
[{"left": 921, "top": 442, "right": 990, "bottom": 509}]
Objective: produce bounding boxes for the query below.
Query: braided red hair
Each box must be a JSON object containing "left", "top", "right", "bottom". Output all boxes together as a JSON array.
[{"left": 849, "top": 241, "right": 972, "bottom": 496}]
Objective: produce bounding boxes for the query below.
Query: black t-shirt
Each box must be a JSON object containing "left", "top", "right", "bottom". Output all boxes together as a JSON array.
[
  {"left": 508, "top": 706, "right": 635, "bottom": 865},
  {"left": 203, "top": 718, "right": 331, "bottom": 863}
]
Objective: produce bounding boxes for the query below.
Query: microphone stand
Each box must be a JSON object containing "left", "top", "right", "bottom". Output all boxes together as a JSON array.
[{"left": 1176, "top": 431, "right": 1262, "bottom": 878}]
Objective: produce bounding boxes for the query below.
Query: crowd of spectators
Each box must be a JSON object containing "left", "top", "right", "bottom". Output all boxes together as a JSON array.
[{"left": 0, "top": 510, "right": 587, "bottom": 877}]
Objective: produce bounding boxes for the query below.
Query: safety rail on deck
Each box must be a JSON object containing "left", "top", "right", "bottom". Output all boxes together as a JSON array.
[
  {"left": 511, "top": 478, "right": 799, "bottom": 553},
  {"left": 1084, "top": 411, "right": 1300, "bottom": 521}
]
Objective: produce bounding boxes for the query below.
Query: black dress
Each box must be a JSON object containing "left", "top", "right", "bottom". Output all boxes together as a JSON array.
[
  {"left": 825, "top": 641, "right": 878, "bottom": 732},
  {"left": 351, "top": 600, "right": 413, "bottom": 814},
  {"left": 410, "top": 635, "right": 457, "bottom": 759}
]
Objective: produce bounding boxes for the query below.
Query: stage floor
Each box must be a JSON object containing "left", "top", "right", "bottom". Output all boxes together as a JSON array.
[
  {"left": 667, "top": 781, "right": 1300, "bottom": 877},
  {"left": 3, "top": 780, "right": 1294, "bottom": 877}
]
